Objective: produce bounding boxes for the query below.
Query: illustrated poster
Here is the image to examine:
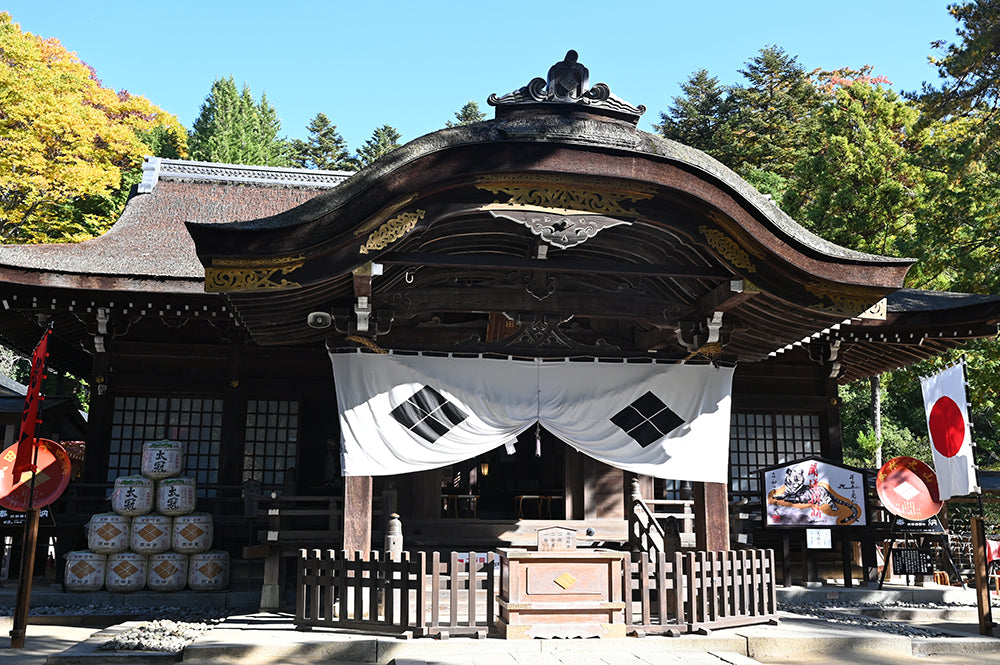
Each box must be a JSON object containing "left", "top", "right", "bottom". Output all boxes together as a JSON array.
[{"left": 762, "top": 458, "right": 866, "bottom": 527}]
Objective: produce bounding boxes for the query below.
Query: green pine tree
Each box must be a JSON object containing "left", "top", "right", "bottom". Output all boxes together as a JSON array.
[
  {"left": 188, "top": 76, "right": 290, "bottom": 166},
  {"left": 654, "top": 69, "right": 732, "bottom": 159},
  {"left": 352, "top": 125, "right": 402, "bottom": 169},
  {"left": 291, "top": 113, "right": 353, "bottom": 170},
  {"left": 446, "top": 101, "right": 487, "bottom": 127},
  {"left": 724, "top": 46, "right": 821, "bottom": 198}
]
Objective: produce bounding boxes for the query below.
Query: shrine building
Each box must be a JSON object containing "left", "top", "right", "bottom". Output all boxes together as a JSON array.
[{"left": 1, "top": 52, "right": 999, "bottom": 579}]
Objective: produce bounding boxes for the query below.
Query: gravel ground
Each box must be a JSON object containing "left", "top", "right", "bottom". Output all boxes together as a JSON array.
[
  {"left": 0, "top": 604, "right": 232, "bottom": 653},
  {"left": 777, "top": 599, "right": 974, "bottom": 638},
  {"left": 97, "top": 616, "right": 228, "bottom": 652}
]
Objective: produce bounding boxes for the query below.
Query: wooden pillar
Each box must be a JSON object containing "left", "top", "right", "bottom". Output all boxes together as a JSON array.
[
  {"left": 343, "top": 475, "right": 373, "bottom": 554},
  {"left": 219, "top": 345, "right": 244, "bottom": 488},
  {"left": 971, "top": 516, "right": 994, "bottom": 636},
  {"left": 860, "top": 531, "right": 879, "bottom": 586},
  {"left": 83, "top": 351, "right": 113, "bottom": 484},
  {"left": 563, "top": 447, "right": 584, "bottom": 520},
  {"left": 823, "top": 377, "right": 844, "bottom": 461},
  {"left": 694, "top": 481, "right": 729, "bottom": 551},
  {"left": 583, "top": 459, "right": 624, "bottom": 519}
]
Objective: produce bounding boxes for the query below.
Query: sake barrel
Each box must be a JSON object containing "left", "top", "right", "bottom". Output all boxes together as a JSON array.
[
  {"left": 111, "top": 475, "right": 154, "bottom": 516},
  {"left": 172, "top": 512, "right": 213, "bottom": 553},
  {"left": 156, "top": 477, "right": 196, "bottom": 516},
  {"left": 64, "top": 551, "right": 106, "bottom": 592},
  {"left": 130, "top": 513, "right": 172, "bottom": 554},
  {"left": 105, "top": 551, "right": 147, "bottom": 593},
  {"left": 147, "top": 551, "right": 188, "bottom": 592},
  {"left": 87, "top": 513, "right": 131, "bottom": 554},
  {"left": 188, "top": 551, "right": 229, "bottom": 591},
  {"left": 141, "top": 440, "right": 184, "bottom": 479}
]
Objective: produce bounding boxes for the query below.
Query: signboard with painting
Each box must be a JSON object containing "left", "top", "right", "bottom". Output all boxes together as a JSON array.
[{"left": 760, "top": 457, "right": 867, "bottom": 528}]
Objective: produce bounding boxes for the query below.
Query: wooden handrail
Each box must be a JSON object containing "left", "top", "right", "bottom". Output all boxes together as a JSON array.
[{"left": 629, "top": 479, "right": 667, "bottom": 556}]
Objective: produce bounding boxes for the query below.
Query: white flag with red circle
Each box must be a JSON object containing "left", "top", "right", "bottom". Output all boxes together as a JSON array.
[{"left": 919, "top": 362, "right": 979, "bottom": 500}]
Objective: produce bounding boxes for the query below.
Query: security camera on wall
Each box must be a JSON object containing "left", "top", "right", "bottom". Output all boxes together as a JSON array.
[{"left": 307, "top": 311, "right": 333, "bottom": 329}]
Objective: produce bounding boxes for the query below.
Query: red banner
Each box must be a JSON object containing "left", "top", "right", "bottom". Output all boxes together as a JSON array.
[{"left": 12, "top": 326, "right": 51, "bottom": 478}]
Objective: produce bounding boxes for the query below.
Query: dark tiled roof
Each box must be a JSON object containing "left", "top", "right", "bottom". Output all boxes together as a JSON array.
[
  {"left": 0, "top": 157, "right": 352, "bottom": 290},
  {"left": 887, "top": 288, "right": 1000, "bottom": 314}
]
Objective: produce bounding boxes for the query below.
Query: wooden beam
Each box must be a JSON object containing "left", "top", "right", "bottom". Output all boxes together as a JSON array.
[
  {"left": 694, "top": 482, "right": 729, "bottom": 551},
  {"left": 693, "top": 279, "right": 759, "bottom": 316},
  {"left": 384, "top": 287, "right": 684, "bottom": 322},
  {"left": 378, "top": 252, "right": 729, "bottom": 279},
  {"left": 343, "top": 475, "right": 373, "bottom": 555}
]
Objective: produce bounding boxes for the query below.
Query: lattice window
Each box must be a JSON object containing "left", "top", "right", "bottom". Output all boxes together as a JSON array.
[
  {"left": 729, "top": 412, "right": 822, "bottom": 501},
  {"left": 243, "top": 399, "right": 299, "bottom": 488},
  {"left": 108, "top": 396, "right": 223, "bottom": 491}
]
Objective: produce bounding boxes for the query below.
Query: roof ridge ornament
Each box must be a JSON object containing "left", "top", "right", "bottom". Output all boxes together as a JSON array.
[{"left": 488, "top": 50, "right": 646, "bottom": 125}]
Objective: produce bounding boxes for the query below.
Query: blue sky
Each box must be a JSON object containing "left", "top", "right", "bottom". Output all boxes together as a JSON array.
[{"left": 5, "top": 1, "right": 961, "bottom": 153}]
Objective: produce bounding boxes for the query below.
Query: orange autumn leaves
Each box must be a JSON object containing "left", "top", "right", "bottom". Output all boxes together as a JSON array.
[{"left": 0, "top": 12, "right": 186, "bottom": 243}]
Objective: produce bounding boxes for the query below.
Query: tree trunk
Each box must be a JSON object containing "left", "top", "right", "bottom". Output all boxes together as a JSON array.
[{"left": 870, "top": 375, "right": 883, "bottom": 468}]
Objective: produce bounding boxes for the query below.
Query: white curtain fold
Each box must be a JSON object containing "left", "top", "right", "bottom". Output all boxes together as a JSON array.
[{"left": 331, "top": 352, "right": 734, "bottom": 482}]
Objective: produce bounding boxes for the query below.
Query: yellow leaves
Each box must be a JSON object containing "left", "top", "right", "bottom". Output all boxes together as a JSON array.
[{"left": 0, "top": 12, "right": 181, "bottom": 243}]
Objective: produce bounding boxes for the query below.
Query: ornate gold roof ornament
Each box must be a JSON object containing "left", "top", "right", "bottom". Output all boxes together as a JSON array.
[
  {"left": 804, "top": 282, "right": 887, "bottom": 317},
  {"left": 477, "top": 174, "right": 655, "bottom": 217},
  {"left": 359, "top": 210, "right": 426, "bottom": 255},
  {"left": 488, "top": 50, "right": 646, "bottom": 125},
  {"left": 698, "top": 225, "right": 757, "bottom": 274},
  {"left": 205, "top": 256, "right": 305, "bottom": 292},
  {"left": 476, "top": 174, "right": 655, "bottom": 249}
]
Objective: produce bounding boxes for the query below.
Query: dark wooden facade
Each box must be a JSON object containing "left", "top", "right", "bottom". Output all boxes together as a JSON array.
[{"left": 1, "top": 54, "right": 999, "bottom": 570}]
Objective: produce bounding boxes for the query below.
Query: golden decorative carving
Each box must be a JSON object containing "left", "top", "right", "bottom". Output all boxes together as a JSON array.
[
  {"left": 858, "top": 298, "right": 887, "bottom": 320},
  {"left": 804, "top": 282, "right": 885, "bottom": 316},
  {"left": 476, "top": 174, "right": 655, "bottom": 217},
  {"left": 554, "top": 572, "right": 578, "bottom": 590},
  {"left": 345, "top": 336, "right": 387, "bottom": 353},
  {"left": 698, "top": 225, "right": 757, "bottom": 274},
  {"left": 354, "top": 193, "right": 419, "bottom": 237},
  {"left": 359, "top": 209, "right": 425, "bottom": 254},
  {"left": 205, "top": 256, "right": 305, "bottom": 292}
]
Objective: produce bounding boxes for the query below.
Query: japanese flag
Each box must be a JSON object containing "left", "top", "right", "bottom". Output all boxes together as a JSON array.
[{"left": 920, "top": 363, "right": 979, "bottom": 500}]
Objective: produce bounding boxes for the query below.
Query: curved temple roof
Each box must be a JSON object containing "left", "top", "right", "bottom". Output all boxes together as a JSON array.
[
  {"left": 5, "top": 51, "right": 991, "bottom": 381},
  {"left": 186, "top": 53, "right": 911, "bottom": 364}
]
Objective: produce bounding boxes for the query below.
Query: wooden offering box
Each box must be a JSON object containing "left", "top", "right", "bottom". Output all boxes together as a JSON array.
[{"left": 497, "top": 527, "right": 627, "bottom": 639}]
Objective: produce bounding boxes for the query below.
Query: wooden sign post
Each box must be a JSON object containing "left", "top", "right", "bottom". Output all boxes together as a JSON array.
[{"left": 971, "top": 516, "right": 994, "bottom": 636}]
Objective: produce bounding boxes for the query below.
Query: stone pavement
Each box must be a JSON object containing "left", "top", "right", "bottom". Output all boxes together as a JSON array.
[
  {"left": 3, "top": 585, "right": 1000, "bottom": 665},
  {"left": 0, "top": 621, "right": 101, "bottom": 665},
  {"left": 4, "top": 609, "right": 996, "bottom": 665}
]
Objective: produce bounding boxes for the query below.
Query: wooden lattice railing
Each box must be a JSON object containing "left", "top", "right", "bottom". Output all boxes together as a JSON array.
[
  {"left": 295, "top": 549, "right": 495, "bottom": 638},
  {"left": 627, "top": 548, "right": 778, "bottom": 635},
  {"left": 296, "top": 547, "right": 777, "bottom": 637}
]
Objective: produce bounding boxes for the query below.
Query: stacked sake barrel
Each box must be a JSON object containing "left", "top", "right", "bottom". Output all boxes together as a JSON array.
[{"left": 65, "top": 440, "right": 229, "bottom": 593}]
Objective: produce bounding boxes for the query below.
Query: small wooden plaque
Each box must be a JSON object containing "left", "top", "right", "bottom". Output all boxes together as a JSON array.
[{"left": 537, "top": 526, "right": 576, "bottom": 551}]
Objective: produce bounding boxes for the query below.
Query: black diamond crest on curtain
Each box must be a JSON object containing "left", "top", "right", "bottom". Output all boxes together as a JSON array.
[
  {"left": 391, "top": 386, "right": 469, "bottom": 443},
  {"left": 610, "top": 391, "right": 685, "bottom": 448}
]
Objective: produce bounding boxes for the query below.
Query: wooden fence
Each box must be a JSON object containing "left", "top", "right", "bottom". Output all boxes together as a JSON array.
[
  {"left": 296, "top": 549, "right": 495, "bottom": 638},
  {"left": 296, "top": 547, "right": 776, "bottom": 637},
  {"left": 628, "top": 548, "right": 778, "bottom": 635}
]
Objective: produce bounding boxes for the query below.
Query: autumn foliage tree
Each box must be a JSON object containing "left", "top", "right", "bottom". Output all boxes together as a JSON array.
[{"left": 0, "top": 13, "right": 186, "bottom": 243}]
